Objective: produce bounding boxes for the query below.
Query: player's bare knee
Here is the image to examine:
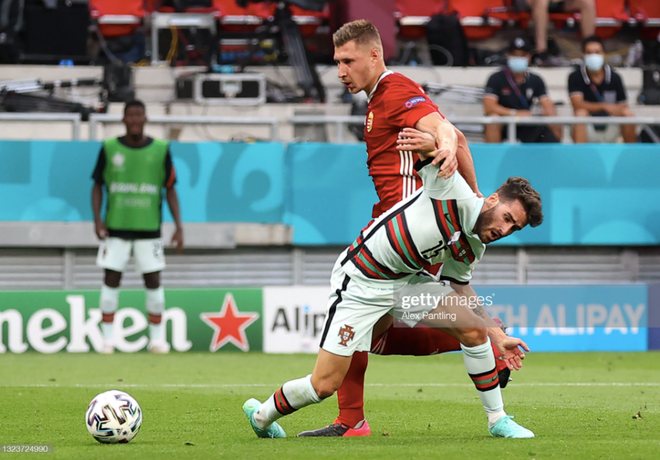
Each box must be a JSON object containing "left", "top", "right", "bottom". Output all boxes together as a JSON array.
[
  {"left": 104, "top": 270, "right": 122, "bottom": 288},
  {"left": 143, "top": 272, "right": 161, "bottom": 289},
  {"left": 313, "top": 378, "right": 339, "bottom": 399},
  {"left": 574, "top": 108, "right": 589, "bottom": 117},
  {"left": 459, "top": 327, "right": 488, "bottom": 347}
]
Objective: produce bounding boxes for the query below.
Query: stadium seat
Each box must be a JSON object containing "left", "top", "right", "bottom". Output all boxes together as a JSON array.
[
  {"left": 593, "top": 0, "right": 628, "bottom": 39},
  {"left": 89, "top": 0, "right": 146, "bottom": 38},
  {"left": 213, "top": 0, "right": 273, "bottom": 26},
  {"left": 446, "top": 0, "right": 504, "bottom": 40},
  {"left": 483, "top": 0, "right": 627, "bottom": 40},
  {"left": 288, "top": 4, "right": 331, "bottom": 36},
  {"left": 145, "top": 0, "right": 219, "bottom": 14},
  {"left": 629, "top": 0, "right": 660, "bottom": 39},
  {"left": 395, "top": 0, "right": 445, "bottom": 40}
]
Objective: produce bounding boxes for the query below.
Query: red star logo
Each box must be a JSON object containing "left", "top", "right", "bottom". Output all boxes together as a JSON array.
[{"left": 200, "top": 293, "right": 259, "bottom": 352}]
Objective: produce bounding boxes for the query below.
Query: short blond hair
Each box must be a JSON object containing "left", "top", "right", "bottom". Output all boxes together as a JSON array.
[{"left": 333, "top": 19, "right": 382, "bottom": 52}]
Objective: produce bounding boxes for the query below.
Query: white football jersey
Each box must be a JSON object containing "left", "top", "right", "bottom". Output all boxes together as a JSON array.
[{"left": 341, "top": 158, "right": 486, "bottom": 287}]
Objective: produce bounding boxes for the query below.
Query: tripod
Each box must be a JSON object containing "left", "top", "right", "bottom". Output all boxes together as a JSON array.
[{"left": 237, "top": 0, "right": 329, "bottom": 102}]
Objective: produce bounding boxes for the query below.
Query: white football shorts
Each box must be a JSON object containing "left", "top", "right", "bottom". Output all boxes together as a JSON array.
[
  {"left": 96, "top": 237, "right": 166, "bottom": 274},
  {"left": 319, "top": 249, "right": 451, "bottom": 357}
]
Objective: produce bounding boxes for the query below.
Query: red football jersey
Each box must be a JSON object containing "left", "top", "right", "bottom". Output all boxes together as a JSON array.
[{"left": 364, "top": 71, "right": 443, "bottom": 218}]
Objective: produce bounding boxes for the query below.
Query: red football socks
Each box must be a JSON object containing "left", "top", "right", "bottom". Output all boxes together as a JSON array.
[
  {"left": 335, "top": 351, "right": 368, "bottom": 427},
  {"left": 335, "top": 323, "right": 509, "bottom": 426}
]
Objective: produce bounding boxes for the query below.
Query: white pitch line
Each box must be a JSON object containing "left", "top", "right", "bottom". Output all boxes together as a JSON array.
[{"left": 1, "top": 382, "right": 659, "bottom": 388}]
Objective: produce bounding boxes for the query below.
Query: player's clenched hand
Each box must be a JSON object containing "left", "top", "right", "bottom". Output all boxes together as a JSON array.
[
  {"left": 431, "top": 148, "right": 458, "bottom": 179},
  {"left": 396, "top": 128, "right": 436, "bottom": 154},
  {"left": 95, "top": 221, "right": 108, "bottom": 240},
  {"left": 171, "top": 227, "right": 184, "bottom": 254},
  {"left": 495, "top": 336, "right": 530, "bottom": 371}
]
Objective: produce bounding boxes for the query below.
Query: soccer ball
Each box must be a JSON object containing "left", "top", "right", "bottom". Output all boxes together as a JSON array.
[{"left": 85, "top": 390, "right": 142, "bottom": 444}]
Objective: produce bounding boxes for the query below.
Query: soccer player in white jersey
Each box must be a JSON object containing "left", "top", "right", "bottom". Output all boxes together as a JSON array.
[{"left": 242, "top": 148, "right": 543, "bottom": 439}]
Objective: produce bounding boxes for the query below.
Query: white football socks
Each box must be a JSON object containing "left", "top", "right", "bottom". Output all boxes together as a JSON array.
[
  {"left": 100, "top": 285, "right": 119, "bottom": 341},
  {"left": 254, "top": 375, "right": 322, "bottom": 429},
  {"left": 461, "top": 338, "right": 507, "bottom": 427},
  {"left": 146, "top": 287, "right": 165, "bottom": 341}
]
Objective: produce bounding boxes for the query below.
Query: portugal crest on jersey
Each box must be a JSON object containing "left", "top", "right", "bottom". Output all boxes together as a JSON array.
[
  {"left": 338, "top": 325, "right": 355, "bottom": 346},
  {"left": 366, "top": 111, "right": 374, "bottom": 132}
]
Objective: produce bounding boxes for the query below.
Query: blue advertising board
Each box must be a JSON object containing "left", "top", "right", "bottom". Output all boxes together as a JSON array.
[
  {"left": 478, "top": 285, "right": 648, "bottom": 352},
  {"left": 1, "top": 141, "right": 659, "bottom": 246}
]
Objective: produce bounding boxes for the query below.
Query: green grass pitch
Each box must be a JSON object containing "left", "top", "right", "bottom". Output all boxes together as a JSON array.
[{"left": 1, "top": 352, "right": 659, "bottom": 459}]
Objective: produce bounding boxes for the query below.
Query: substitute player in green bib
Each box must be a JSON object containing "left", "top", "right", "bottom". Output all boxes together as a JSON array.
[{"left": 91, "top": 100, "right": 183, "bottom": 354}]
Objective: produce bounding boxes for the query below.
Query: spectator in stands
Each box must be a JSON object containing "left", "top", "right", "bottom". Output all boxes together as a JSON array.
[
  {"left": 483, "top": 37, "right": 561, "bottom": 143},
  {"left": 526, "top": 0, "right": 596, "bottom": 66},
  {"left": 568, "top": 35, "right": 636, "bottom": 143},
  {"left": 91, "top": 100, "right": 184, "bottom": 354}
]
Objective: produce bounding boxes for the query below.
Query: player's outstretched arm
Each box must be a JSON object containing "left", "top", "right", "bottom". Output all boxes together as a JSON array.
[
  {"left": 454, "top": 128, "right": 482, "bottom": 198},
  {"left": 415, "top": 112, "right": 458, "bottom": 179},
  {"left": 396, "top": 127, "right": 436, "bottom": 155},
  {"left": 451, "top": 282, "right": 528, "bottom": 370}
]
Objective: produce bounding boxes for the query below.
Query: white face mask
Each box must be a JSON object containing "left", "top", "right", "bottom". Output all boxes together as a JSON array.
[
  {"left": 507, "top": 56, "right": 529, "bottom": 73},
  {"left": 584, "top": 53, "right": 604, "bottom": 72}
]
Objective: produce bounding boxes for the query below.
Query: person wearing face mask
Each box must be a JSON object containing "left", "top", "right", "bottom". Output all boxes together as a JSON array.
[
  {"left": 568, "top": 35, "right": 636, "bottom": 143},
  {"left": 483, "top": 37, "right": 561, "bottom": 143}
]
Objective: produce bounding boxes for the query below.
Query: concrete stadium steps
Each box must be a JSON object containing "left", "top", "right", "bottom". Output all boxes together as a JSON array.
[{"left": 0, "top": 65, "right": 650, "bottom": 142}]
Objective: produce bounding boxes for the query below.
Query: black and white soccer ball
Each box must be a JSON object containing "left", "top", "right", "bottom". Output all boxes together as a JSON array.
[{"left": 85, "top": 390, "right": 142, "bottom": 444}]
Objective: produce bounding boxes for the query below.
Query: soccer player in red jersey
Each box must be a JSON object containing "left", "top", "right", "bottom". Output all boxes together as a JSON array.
[{"left": 297, "top": 20, "right": 515, "bottom": 438}]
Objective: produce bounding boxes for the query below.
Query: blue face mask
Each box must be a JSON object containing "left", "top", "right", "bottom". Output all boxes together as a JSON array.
[
  {"left": 507, "top": 56, "right": 529, "bottom": 73},
  {"left": 584, "top": 53, "right": 604, "bottom": 72}
]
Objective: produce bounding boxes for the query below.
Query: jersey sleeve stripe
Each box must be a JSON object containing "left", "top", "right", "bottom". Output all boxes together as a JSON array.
[
  {"left": 358, "top": 245, "right": 408, "bottom": 280},
  {"left": 386, "top": 220, "right": 419, "bottom": 271},
  {"left": 446, "top": 200, "right": 476, "bottom": 264},
  {"left": 354, "top": 252, "right": 388, "bottom": 279},
  {"left": 394, "top": 213, "right": 425, "bottom": 268},
  {"left": 432, "top": 199, "right": 454, "bottom": 250},
  {"left": 391, "top": 217, "right": 418, "bottom": 268},
  {"left": 434, "top": 199, "right": 472, "bottom": 264}
]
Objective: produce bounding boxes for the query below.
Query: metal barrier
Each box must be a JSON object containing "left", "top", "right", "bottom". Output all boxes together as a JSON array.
[
  {"left": 0, "top": 112, "right": 658, "bottom": 143},
  {"left": 288, "top": 115, "right": 660, "bottom": 143},
  {"left": 0, "top": 113, "right": 82, "bottom": 140},
  {"left": 88, "top": 113, "right": 281, "bottom": 141}
]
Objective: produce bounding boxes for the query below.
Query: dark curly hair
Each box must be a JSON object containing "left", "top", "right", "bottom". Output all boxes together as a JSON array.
[
  {"left": 123, "top": 99, "right": 145, "bottom": 116},
  {"left": 495, "top": 177, "right": 543, "bottom": 227}
]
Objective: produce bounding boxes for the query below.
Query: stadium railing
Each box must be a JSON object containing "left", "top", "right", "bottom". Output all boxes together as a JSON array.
[
  {"left": 288, "top": 115, "right": 660, "bottom": 143},
  {"left": 1, "top": 113, "right": 659, "bottom": 143},
  {"left": 88, "top": 113, "right": 280, "bottom": 141},
  {"left": 0, "top": 113, "right": 83, "bottom": 140}
]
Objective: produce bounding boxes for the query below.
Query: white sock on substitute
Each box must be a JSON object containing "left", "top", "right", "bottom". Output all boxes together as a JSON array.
[
  {"left": 146, "top": 287, "right": 165, "bottom": 341},
  {"left": 101, "top": 322, "right": 114, "bottom": 341},
  {"left": 461, "top": 338, "right": 507, "bottom": 427},
  {"left": 100, "top": 285, "right": 119, "bottom": 341},
  {"left": 254, "top": 375, "right": 322, "bottom": 429}
]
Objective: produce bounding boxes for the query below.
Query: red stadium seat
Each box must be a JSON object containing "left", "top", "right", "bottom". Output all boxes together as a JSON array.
[
  {"left": 395, "top": 0, "right": 445, "bottom": 39},
  {"left": 289, "top": 4, "right": 331, "bottom": 36},
  {"left": 629, "top": 0, "right": 660, "bottom": 39},
  {"left": 446, "top": 0, "right": 505, "bottom": 40},
  {"left": 213, "top": 0, "right": 274, "bottom": 26},
  {"left": 89, "top": 0, "right": 146, "bottom": 38},
  {"left": 589, "top": 0, "right": 627, "bottom": 39},
  {"left": 145, "top": 0, "right": 219, "bottom": 14}
]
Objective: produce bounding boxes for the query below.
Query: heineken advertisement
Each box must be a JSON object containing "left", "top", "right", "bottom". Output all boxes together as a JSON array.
[
  {"left": 0, "top": 285, "right": 654, "bottom": 353},
  {"left": 0, "top": 289, "right": 262, "bottom": 353}
]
